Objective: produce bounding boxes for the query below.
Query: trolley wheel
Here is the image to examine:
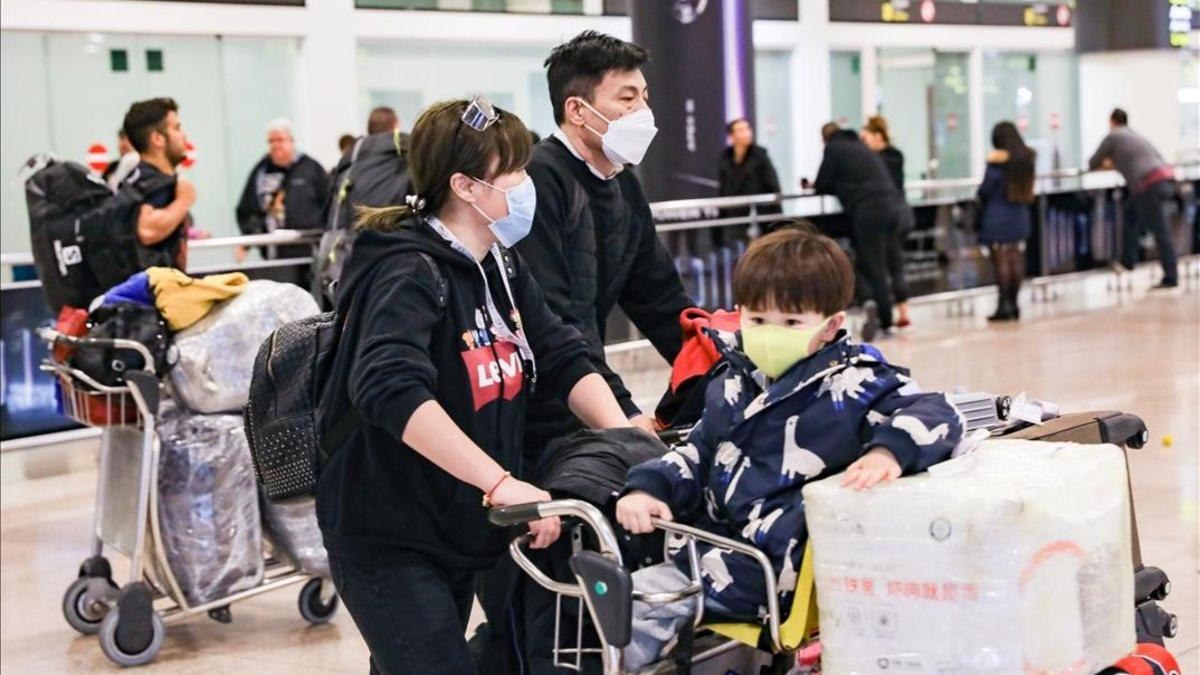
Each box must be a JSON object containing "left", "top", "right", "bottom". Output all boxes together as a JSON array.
[
  {"left": 759, "top": 653, "right": 792, "bottom": 675},
  {"left": 62, "top": 576, "right": 118, "bottom": 635},
  {"left": 1127, "top": 428, "right": 1150, "bottom": 449},
  {"left": 98, "top": 607, "right": 165, "bottom": 667},
  {"left": 1111, "top": 655, "right": 1155, "bottom": 675},
  {"left": 298, "top": 578, "right": 339, "bottom": 624},
  {"left": 1133, "top": 643, "right": 1181, "bottom": 675}
]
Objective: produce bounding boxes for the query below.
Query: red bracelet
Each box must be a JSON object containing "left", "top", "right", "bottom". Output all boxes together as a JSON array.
[{"left": 482, "top": 471, "right": 512, "bottom": 507}]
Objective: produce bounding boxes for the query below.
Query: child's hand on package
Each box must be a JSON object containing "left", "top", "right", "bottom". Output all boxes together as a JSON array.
[
  {"left": 842, "top": 447, "right": 901, "bottom": 491},
  {"left": 616, "top": 492, "right": 673, "bottom": 534}
]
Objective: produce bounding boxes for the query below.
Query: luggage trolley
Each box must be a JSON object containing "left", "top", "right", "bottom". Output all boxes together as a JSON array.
[
  {"left": 492, "top": 408, "right": 1180, "bottom": 675},
  {"left": 40, "top": 328, "right": 338, "bottom": 667}
]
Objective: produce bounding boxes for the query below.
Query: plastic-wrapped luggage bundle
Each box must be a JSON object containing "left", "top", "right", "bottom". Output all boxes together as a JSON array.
[
  {"left": 170, "top": 280, "right": 320, "bottom": 414},
  {"left": 157, "top": 414, "right": 264, "bottom": 606},
  {"left": 804, "top": 440, "right": 1134, "bottom": 674},
  {"left": 261, "top": 497, "right": 329, "bottom": 578}
]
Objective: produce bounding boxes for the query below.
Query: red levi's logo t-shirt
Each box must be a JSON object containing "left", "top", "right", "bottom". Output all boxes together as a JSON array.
[{"left": 462, "top": 339, "right": 525, "bottom": 411}]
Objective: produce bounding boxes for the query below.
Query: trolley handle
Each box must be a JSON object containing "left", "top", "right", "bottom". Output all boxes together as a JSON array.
[
  {"left": 656, "top": 426, "right": 692, "bottom": 445},
  {"left": 38, "top": 327, "right": 156, "bottom": 373}
]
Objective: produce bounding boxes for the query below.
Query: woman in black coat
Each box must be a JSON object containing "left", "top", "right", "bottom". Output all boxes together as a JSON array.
[{"left": 977, "top": 121, "right": 1036, "bottom": 321}]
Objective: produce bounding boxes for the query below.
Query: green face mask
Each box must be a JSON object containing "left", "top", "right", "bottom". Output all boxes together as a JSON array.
[{"left": 740, "top": 319, "right": 828, "bottom": 380}]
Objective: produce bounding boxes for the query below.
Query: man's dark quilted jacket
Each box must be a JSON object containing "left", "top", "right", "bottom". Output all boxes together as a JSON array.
[{"left": 516, "top": 136, "right": 693, "bottom": 464}]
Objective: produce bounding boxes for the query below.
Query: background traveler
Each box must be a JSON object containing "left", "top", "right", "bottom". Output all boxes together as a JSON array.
[
  {"left": 1088, "top": 108, "right": 1179, "bottom": 289},
  {"left": 978, "top": 121, "right": 1036, "bottom": 322},
  {"left": 812, "top": 121, "right": 905, "bottom": 339},
  {"left": 234, "top": 118, "right": 329, "bottom": 283},
  {"left": 123, "top": 97, "right": 195, "bottom": 270},
  {"left": 861, "top": 115, "right": 912, "bottom": 328}
]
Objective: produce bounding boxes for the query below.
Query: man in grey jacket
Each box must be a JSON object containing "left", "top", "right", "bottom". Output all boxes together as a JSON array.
[{"left": 1089, "top": 108, "right": 1178, "bottom": 289}]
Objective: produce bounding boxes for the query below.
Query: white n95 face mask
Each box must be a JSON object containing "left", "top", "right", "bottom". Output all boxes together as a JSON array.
[{"left": 578, "top": 99, "right": 658, "bottom": 166}]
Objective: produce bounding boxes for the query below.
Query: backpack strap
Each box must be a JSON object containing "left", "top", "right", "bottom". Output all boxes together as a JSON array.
[{"left": 416, "top": 251, "right": 448, "bottom": 308}]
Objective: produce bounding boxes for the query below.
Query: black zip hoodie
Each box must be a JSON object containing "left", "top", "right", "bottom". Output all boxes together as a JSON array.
[{"left": 315, "top": 217, "right": 595, "bottom": 570}]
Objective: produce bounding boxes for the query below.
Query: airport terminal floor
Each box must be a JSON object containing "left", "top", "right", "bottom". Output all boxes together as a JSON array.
[{"left": 1, "top": 268, "right": 1197, "bottom": 674}]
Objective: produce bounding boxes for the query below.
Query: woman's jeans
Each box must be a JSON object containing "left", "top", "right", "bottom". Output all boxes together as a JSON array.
[{"left": 329, "top": 552, "right": 477, "bottom": 675}]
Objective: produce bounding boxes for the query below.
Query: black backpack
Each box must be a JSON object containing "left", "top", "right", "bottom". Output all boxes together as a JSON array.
[
  {"left": 71, "top": 303, "right": 176, "bottom": 387},
  {"left": 24, "top": 155, "right": 176, "bottom": 312},
  {"left": 317, "top": 132, "right": 411, "bottom": 302},
  {"left": 245, "top": 251, "right": 446, "bottom": 501}
]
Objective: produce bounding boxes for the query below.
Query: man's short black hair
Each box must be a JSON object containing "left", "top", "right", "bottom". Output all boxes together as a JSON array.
[
  {"left": 368, "top": 106, "right": 399, "bottom": 135},
  {"left": 123, "top": 98, "right": 178, "bottom": 153},
  {"left": 544, "top": 31, "right": 649, "bottom": 126},
  {"left": 725, "top": 118, "right": 750, "bottom": 135},
  {"left": 1110, "top": 108, "right": 1128, "bottom": 126}
]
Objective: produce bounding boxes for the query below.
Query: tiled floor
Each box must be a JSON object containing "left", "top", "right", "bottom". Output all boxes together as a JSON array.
[{"left": 1, "top": 272, "right": 1196, "bottom": 673}]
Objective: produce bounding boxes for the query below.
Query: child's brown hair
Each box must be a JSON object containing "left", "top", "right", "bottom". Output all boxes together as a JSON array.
[{"left": 733, "top": 222, "right": 855, "bottom": 316}]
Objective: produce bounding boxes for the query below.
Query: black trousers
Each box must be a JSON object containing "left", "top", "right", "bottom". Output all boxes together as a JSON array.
[
  {"left": 884, "top": 222, "right": 910, "bottom": 305},
  {"left": 851, "top": 206, "right": 896, "bottom": 330},
  {"left": 329, "top": 552, "right": 477, "bottom": 675},
  {"left": 1123, "top": 180, "right": 1178, "bottom": 284}
]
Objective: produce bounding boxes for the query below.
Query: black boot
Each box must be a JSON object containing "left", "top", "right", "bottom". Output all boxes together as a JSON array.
[
  {"left": 987, "top": 291, "right": 1013, "bottom": 321},
  {"left": 1009, "top": 285, "right": 1021, "bottom": 320}
]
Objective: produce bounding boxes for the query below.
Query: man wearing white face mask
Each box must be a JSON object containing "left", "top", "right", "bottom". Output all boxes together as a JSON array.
[{"left": 516, "top": 30, "right": 694, "bottom": 464}]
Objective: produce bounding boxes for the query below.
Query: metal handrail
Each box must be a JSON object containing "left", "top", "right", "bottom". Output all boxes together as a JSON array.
[
  {"left": 0, "top": 229, "right": 321, "bottom": 268},
  {"left": 2, "top": 162, "right": 1196, "bottom": 270},
  {"left": 650, "top": 161, "right": 1200, "bottom": 218}
]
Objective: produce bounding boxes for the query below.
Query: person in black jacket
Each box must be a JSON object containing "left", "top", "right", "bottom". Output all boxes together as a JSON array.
[
  {"left": 717, "top": 118, "right": 783, "bottom": 218},
  {"left": 812, "top": 122, "right": 905, "bottom": 338},
  {"left": 234, "top": 118, "right": 329, "bottom": 283},
  {"left": 861, "top": 115, "right": 912, "bottom": 328},
  {"left": 518, "top": 31, "right": 693, "bottom": 453},
  {"left": 316, "top": 98, "right": 632, "bottom": 675},
  {"left": 318, "top": 112, "right": 412, "bottom": 302},
  {"left": 123, "top": 97, "right": 195, "bottom": 271}
]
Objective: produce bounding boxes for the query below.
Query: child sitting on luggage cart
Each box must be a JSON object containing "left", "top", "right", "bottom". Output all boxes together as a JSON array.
[{"left": 616, "top": 224, "right": 966, "bottom": 668}]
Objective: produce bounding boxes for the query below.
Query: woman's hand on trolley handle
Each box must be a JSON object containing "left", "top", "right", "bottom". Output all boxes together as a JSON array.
[
  {"left": 488, "top": 478, "right": 562, "bottom": 550},
  {"left": 400, "top": 400, "right": 562, "bottom": 548}
]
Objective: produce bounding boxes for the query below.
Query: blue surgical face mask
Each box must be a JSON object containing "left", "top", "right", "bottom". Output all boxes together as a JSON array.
[{"left": 471, "top": 174, "right": 536, "bottom": 248}]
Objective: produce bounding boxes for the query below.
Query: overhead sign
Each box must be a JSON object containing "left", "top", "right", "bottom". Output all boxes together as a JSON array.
[
  {"left": 1169, "top": 0, "right": 1193, "bottom": 47},
  {"left": 1077, "top": 0, "right": 1199, "bottom": 53},
  {"left": 831, "top": 1, "right": 1073, "bottom": 27},
  {"left": 182, "top": 140, "right": 196, "bottom": 169}
]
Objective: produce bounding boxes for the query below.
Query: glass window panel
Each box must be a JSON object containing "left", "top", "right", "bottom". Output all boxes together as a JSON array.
[
  {"left": 754, "top": 50, "right": 795, "bottom": 191},
  {"left": 830, "top": 50, "right": 863, "bottom": 129},
  {"left": 983, "top": 51, "right": 1080, "bottom": 172}
]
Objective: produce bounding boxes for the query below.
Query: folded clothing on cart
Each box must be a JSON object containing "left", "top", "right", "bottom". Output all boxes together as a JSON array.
[
  {"left": 94, "top": 268, "right": 251, "bottom": 333},
  {"left": 145, "top": 267, "right": 249, "bottom": 332},
  {"left": 171, "top": 279, "right": 320, "bottom": 414},
  {"left": 157, "top": 412, "right": 265, "bottom": 606}
]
